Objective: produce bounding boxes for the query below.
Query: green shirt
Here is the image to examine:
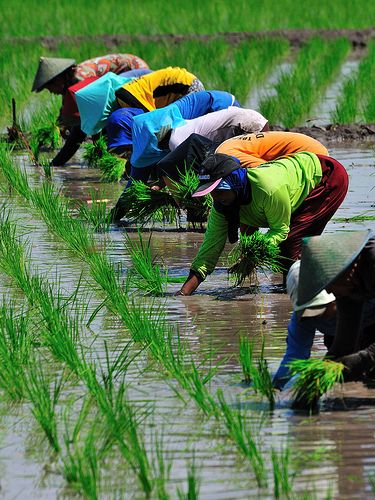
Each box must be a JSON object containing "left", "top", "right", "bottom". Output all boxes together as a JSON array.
[{"left": 191, "top": 152, "right": 322, "bottom": 279}]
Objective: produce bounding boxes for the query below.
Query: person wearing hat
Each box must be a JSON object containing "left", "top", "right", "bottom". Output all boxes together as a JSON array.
[
  {"left": 297, "top": 230, "right": 375, "bottom": 379},
  {"left": 32, "top": 54, "right": 149, "bottom": 166},
  {"left": 273, "top": 259, "right": 375, "bottom": 390},
  {"left": 177, "top": 151, "right": 348, "bottom": 295},
  {"left": 215, "top": 131, "right": 329, "bottom": 167}
]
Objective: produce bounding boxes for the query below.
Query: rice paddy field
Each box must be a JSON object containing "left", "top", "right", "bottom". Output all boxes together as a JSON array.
[{"left": 1, "top": 1, "right": 375, "bottom": 498}]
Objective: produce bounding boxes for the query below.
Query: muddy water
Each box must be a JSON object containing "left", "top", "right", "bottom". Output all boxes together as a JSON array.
[{"left": 0, "top": 145, "right": 374, "bottom": 498}]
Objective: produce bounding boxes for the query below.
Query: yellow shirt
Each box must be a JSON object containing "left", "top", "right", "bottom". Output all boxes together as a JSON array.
[
  {"left": 216, "top": 131, "right": 329, "bottom": 168},
  {"left": 116, "top": 67, "right": 197, "bottom": 111}
]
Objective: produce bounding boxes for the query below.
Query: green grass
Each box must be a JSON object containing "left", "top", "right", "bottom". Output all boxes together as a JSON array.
[
  {"left": 288, "top": 358, "right": 344, "bottom": 409},
  {"left": 333, "top": 39, "right": 375, "bottom": 123},
  {"left": 228, "top": 231, "right": 284, "bottom": 286},
  {"left": 2, "top": 0, "right": 375, "bottom": 39},
  {"left": 82, "top": 136, "right": 107, "bottom": 167},
  {"left": 260, "top": 37, "right": 350, "bottom": 127}
]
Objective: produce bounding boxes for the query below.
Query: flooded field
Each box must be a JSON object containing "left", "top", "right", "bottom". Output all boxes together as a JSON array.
[{"left": 0, "top": 143, "right": 374, "bottom": 499}]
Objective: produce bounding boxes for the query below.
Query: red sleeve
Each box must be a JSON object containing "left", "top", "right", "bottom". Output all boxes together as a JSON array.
[{"left": 61, "top": 77, "right": 99, "bottom": 120}]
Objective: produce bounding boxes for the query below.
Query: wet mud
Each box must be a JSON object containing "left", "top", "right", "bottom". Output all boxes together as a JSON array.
[{"left": 7, "top": 28, "right": 375, "bottom": 51}]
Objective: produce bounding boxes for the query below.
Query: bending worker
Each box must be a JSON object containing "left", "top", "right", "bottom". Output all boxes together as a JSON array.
[
  {"left": 177, "top": 151, "right": 348, "bottom": 295},
  {"left": 296, "top": 230, "right": 375, "bottom": 380},
  {"left": 216, "top": 131, "right": 329, "bottom": 166},
  {"left": 115, "top": 66, "right": 204, "bottom": 111},
  {"left": 272, "top": 260, "right": 375, "bottom": 390},
  {"left": 32, "top": 53, "right": 150, "bottom": 166}
]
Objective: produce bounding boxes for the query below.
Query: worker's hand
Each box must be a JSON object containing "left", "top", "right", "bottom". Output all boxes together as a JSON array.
[
  {"left": 336, "top": 350, "right": 370, "bottom": 382},
  {"left": 175, "top": 273, "right": 201, "bottom": 296}
]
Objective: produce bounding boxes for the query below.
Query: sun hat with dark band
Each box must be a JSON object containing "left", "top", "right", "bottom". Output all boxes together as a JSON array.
[
  {"left": 192, "top": 153, "right": 241, "bottom": 197},
  {"left": 32, "top": 57, "right": 76, "bottom": 92},
  {"left": 287, "top": 260, "right": 335, "bottom": 318},
  {"left": 297, "top": 229, "right": 373, "bottom": 307}
]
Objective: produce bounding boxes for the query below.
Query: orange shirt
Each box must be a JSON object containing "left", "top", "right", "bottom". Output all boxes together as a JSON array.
[{"left": 216, "top": 131, "right": 329, "bottom": 168}]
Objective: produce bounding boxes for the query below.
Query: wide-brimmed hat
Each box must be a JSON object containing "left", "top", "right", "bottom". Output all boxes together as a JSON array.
[
  {"left": 32, "top": 57, "right": 76, "bottom": 92},
  {"left": 192, "top": 153, "right": 241, "bottom": 197},
  {"left": 287, "top": 260, "right": 336, "bottom": 318},
  {"left": 297, "top": 230, "right": 373, "bottom": 307}
]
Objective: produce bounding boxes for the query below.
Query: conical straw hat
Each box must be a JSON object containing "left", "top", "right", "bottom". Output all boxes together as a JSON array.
[
  {"left": 297, "top": 230, "right": 373, "bottom": 307},
  {"left": 32, "top": 57, "right": 76, "bottom": 92}
]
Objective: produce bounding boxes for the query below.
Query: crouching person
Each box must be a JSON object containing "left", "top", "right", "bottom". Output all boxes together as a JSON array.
[
  {"left": 273, "top": 260, "right": 375, "bottom": 390},
  {"left": 296, "top": 230, "right": 375, "bottom": 381}
]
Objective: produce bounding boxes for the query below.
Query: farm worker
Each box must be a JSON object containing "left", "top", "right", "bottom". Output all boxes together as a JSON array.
[
  {"left": 272, "top": 260, "right": 375, "bottom": 390},
  {"left": 107, "top": 90, "right": 242, "bottom": 162},
  {"left": 31, "top": 54, "right": 149, "bottom": 166},
  {"left": 108, "top": 90, "right": 243, "bottom": 222},
  {"left": 177, "top": 151, "right": 348, "bottom": 296},
  {"left": 296, "top": 230, "right": 375, "bottom": 380},
  {"left": 115, "top": 67, "right": 205, "bottom": 112},
  {"left": 130, "top": 105, "right": 267, "bottom": 170},
  {"left": 216, "top": 131, "right": 329, "bottom": 167}
]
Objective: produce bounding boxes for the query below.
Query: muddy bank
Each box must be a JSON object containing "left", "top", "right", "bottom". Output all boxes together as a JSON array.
[
  {"left": 4, "top": 123, "right": 375, "bottom": 148},
  {"left": 5, "top": 28, "right": 375, "bottom": 51},
  {"left": 271, "top": 123, "right": 375, "bottom": 144}
]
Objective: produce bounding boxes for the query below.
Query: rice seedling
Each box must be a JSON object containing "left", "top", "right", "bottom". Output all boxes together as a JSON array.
[
  {"left": 271, "top": 445, "right": 294, "bottom": 498},
  {"left": 0, "top": 142, "right": 33, "bottom": 200},
  {"left": 82, "top": 135, "right": 107, "bottom": 167},
  {"left": 368, "top": 472, "right": 375, "bottom": 493},
  {"left": 333, "top": 39, "right": 375, "bottom": 123},
  {"left": 97, "top": 152, "right": 126, "bottom": 183},
  {"left": 2, "top": 0, "right": 375, "bottom": 40},
  {"left": 238, "top": 336, "right": 276, "bottom": 410},
  {"left": 150, "top": 432, "right": 172, "bottom": 500},
  {"left": 75, "top": 190, "right": 111, "bottom": 232},
  {"left": 260, "top": 37, "right": 350, "bottom": 127},
  {"left": 30, "top": 123, "right": 61, "bottom": 161},
  {"left": 288, "top": 358, "right": 344, "bottom": 409},
  {"left": 125, "top": 231, "right": 165, "bottom": 296},
  {"left": 334, "top": 212, "right": 375, "bottom": 222},
  {"left": 0, "top": 302, "right": 31, "bottom": 401},
  {"left": 116, "top": 180, "right": 178, "bottom": 225},
  {"left": 177, "top": 458, "right": 201, "bottom": 500},
  {"left": 62, "top": 422, "right": 101, "bottom": 499},
  {"left": 228, "top": 231, "right": 284, "bottom": 286},
  {"left": 25, "top": 362, "right": 66, "bottom": 453},
  {"left": 217, "top": 389, "right": 267, "bottom": 488}
]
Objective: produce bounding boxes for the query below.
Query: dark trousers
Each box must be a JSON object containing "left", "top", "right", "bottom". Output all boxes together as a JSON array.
[{"left": 279, "top": 154, "right": 349, "bottom": 266}]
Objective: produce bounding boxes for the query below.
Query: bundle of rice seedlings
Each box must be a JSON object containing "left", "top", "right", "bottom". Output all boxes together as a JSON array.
[
  {"left": 82, "top": 135, "right": 107, "bottom": 167},
  {"left": 119, "top": 180, "right": 178, "bottom": 224},
  {"left": 31, "top": 123, "right": 61, "bottom": 150},
  {"left": 288, "top": 358, "right": 344, "bottom": 409},
  {"left": 173, "top": 168, "right": 212, "bottom": 221},
  {"left": 97, "top": 152, "right": 126, "bottom": 182},
  {"left": 228, "top": 231, "right": 284, "bottom": 286}
]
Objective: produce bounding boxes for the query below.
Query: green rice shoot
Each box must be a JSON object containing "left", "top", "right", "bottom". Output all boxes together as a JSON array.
[
  {"left": 228, "top": 231, "right": 283, "bottom": 286},
  {"left": 83, "top": 135, "right": 107, "bottom": 167},
  {"left": 118, "top": 180, "right": 178, "bottom": 224},
  {"left": 97, "top": 152, "right": 126, "bottom": 182},
  {"left": 31, "top": 123, "right": 61, "bottom": 150},
  {"left": 288, "top": 358, "right": 345, "bottom": 407}
]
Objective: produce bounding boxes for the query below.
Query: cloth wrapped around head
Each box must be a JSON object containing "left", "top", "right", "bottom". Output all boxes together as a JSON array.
[{"left": 107, "top": 108, "right": 145, "bottom": 151}]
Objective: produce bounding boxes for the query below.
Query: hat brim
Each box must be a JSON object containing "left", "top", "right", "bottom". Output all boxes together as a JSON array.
[{"left": 192, "top": 178, "right": 222, "bottom": 197}]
